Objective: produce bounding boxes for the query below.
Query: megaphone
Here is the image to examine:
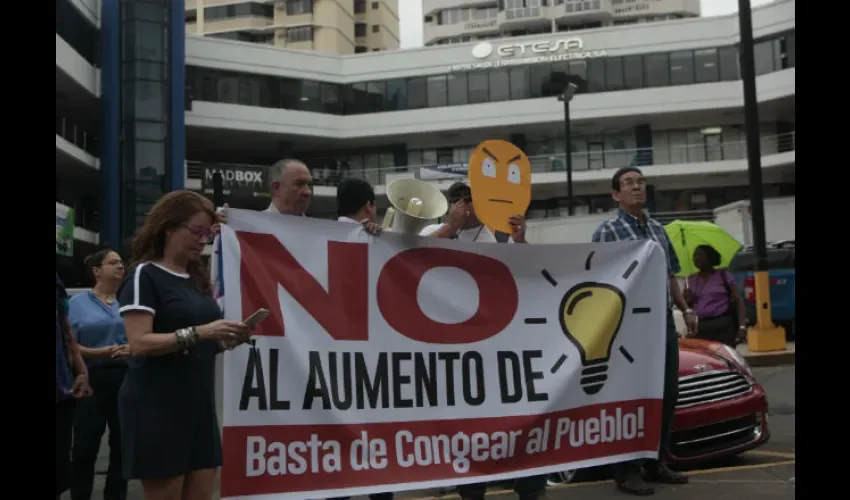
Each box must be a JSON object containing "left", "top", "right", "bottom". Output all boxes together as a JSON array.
[{"left": 382, "top": 178, "right": 449, "bottom": 234}]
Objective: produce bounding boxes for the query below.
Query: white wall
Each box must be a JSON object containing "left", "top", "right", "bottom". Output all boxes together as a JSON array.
[{"left": 56, "top": 34, "right": 100, "bottom": 97}]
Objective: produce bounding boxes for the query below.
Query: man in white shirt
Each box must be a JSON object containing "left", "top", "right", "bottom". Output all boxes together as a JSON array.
[
  {"left": 420, "top": 182, "right": 543, "bottom": 500},
  {"left": 335, "top": 178, "right": 381, "bottom": 234},
  {"left": 265, "top": 158, "right": 313, "bottom": 216},
  {"left": 420, "top": 182, "right": 527, "bottom": 243}
]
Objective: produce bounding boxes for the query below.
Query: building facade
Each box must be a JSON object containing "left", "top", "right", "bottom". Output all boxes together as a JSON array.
[
  {"left": 185, "top": 0, "right": 401, "bottom": 55},
  {"left": 423, "top": 0, "right": 701, "bottom": 46},
  {"left": 57, "top": 0, "right": 795, "bottom": 285}
]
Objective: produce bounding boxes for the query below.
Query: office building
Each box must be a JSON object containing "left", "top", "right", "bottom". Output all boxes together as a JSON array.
[
  {"left": 423, "top": 0, "right": 702, "bottom": 46},
  {"left": 57, "top": 0, "right": 794, "bottom": 286},
  {"left": 185, "top": 0, "right": 401, "bottom": 55}
]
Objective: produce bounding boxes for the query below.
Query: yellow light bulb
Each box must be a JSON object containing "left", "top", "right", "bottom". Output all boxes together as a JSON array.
[{"left": 558, "top": 282, "right": 626, "bottom": 395}]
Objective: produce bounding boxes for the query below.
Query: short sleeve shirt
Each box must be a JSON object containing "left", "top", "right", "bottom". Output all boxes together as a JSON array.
[
  {"left": 419, "top": 223, "right": 514, "bottom": 243},
  {"left": 117, "top": 263, "right": 223, "bottom": 402}
]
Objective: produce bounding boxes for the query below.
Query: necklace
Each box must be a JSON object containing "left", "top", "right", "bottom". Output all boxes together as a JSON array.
[{"left": 92, "top": 290, "right": 116, "bottom": 305}]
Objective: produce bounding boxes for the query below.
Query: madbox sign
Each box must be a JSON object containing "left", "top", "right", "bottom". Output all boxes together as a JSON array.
[{"left": 452, "top": 38, "right": 607, "bottom": 71}]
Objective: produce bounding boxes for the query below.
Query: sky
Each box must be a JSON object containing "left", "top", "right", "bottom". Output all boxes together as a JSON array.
[{"left": 398, "top": 0, "right": 777, "bottom": 48}]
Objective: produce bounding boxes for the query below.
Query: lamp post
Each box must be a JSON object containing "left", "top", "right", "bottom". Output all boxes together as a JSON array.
[
  {"left": 737, "top": 0, "right": 785, "bottom": 351},
  {"left": 558, "top": 82, "right": 578, "bottom": 215}
]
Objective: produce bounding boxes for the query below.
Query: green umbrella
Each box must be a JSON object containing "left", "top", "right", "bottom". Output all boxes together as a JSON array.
[{"left": 664, "top": 220, "right": 743, "bottom": 277}]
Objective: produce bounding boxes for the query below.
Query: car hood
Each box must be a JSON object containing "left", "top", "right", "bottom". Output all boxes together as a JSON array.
[{"left": 677, "top": 338, "right": 734, "bottom": 377}]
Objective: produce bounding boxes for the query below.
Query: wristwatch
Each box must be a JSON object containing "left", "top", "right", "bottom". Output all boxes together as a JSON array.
[{"left": 683, "top": 308, "right": 694, "bottom": 316}]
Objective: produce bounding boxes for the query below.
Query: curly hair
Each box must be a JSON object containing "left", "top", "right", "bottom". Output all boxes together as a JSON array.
[
  {"left": 129, "top": 190, "right": 215, "bottom": 293},
  {"left": 695, "top": 244, "right": 722, "bottom": 267}
]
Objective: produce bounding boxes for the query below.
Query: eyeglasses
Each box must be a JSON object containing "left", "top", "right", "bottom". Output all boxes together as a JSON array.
[
  {"left": 183, "top": 224, "right": 215, "bottom": 242},
  {"left": 621, "top": 178, "right": 647, "bottom": 189},
  {"left": 104, "top": 259, "right": 124, "bottom": 267}
]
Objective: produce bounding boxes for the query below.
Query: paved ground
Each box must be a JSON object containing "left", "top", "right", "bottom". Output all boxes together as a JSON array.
[{"left": 68, "top": 366, "right": 795, "bottom": 500}]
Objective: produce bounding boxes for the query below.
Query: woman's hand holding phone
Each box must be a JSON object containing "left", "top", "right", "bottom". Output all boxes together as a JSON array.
[{"left": 197, "top": 319, "right": 251, "bottom": 342}]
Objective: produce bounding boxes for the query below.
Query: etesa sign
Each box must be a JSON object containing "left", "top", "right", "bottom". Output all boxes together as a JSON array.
[{"left": 451, "top": 38, "right": 607, "bottom": 72}]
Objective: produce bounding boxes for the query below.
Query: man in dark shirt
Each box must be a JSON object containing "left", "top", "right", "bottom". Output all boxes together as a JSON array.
[{"left": 591, "top": 167, "right": 693, "bottom": 496}]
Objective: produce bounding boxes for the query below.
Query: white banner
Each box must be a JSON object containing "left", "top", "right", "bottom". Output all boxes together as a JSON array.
[
  {"left": 418, "top": 163, "right": 468, "bottom": 181},
  {"left": 218, "top": 209, "right": 668, "bottom": 500}
]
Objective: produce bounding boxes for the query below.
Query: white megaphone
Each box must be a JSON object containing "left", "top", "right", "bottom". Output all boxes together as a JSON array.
[{"left": 382, "top": 178, "right": 449, "bottom": 234}]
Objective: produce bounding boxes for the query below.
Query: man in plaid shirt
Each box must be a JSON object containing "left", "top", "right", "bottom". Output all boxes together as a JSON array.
[{"left": 592, "top": 167, "right": 694, "bottom": 496}]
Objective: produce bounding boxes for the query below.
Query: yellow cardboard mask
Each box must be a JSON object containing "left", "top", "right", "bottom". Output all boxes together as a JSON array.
[{"left": 468, "top": 140, "right": 532, "bottom": 235}]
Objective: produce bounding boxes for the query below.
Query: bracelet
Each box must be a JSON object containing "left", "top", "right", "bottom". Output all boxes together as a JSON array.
[{"left": 175, "top": 327, "right": 199, "bottom": 350}]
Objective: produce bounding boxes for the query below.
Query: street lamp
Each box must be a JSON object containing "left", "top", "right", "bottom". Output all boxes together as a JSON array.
[
  {"left": 737, "top": 0, "right": 786, "bottom": 351},
  {"left": 558, "top": 82, "right": 578, "bottom": 215}
]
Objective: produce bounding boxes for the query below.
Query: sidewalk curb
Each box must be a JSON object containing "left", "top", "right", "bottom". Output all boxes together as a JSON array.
[{"left": 743, "top": 350, "right": 795, "bottom": 367}]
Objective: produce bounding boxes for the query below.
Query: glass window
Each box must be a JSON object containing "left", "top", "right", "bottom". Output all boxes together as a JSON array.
[
  {"left": 123, "top": 21, "right": 165, "bottom": 61},
  {"left": 694, "top": 48, "right": 719, "bottom": 83},
  {"left": 669, "top": 50, "right": 694, "bottom": 86},
  {"left": 568, "top": 61, "right": 588, "bottom": 93},
  {"left": 348, "top": 83, "right": 368, "bottom": 114},
  {"left": 354, "top": 23, "right": 367, "bottom": 37},
  {"left": 468, "top": 72, "right": 489, "bottom": 103},
  {"left": 785, "top": 32, "right": 795, "bottom": 67},
  {"left": 644, "top": 53, "right": 670, "bottom": 87},
  {"left": 320, "top": 83, "right": 341, "bottom": 114},
  {"left": 385, "top": 79, "right": 407, "bottom": 110},
  {"left": 668, "top": 130, "right": 688, "bottom": 164},
  {"left": 605, "top": 57, "right": 624, "bottom": 91},
  {"left": 687, "top": 130, "right": 706, "bottom": 162},
  {"left": 754, "top": 40, "right": 775, "bottom": 75},
  {"left": 427, "top": 75, "right": 448, "bottom": 107},
  {"left": 407, "top": 77, "right": 428, "bottom": 109},
  {"left": 528, "top": 64, "right": 551, "bottom": 98},
  {"left": 367, "top": 81, "right": 386, "bottom": 112},
  {"left": 718, "top": 46, "right": 739, "bottom": 81},
  {"left": 489, "top": 69, "right": 510, "bottom": 102},
  {"left": 586, "top": 59, "right": 605, "bottom": 93},
  {"left": 447, "top": 73, "right": 468, "bottom": 106},
  {"left": 651, "top": 130, "right": 670, "bottom": 165},
  {"left": 279, "top": 78, "right": 300, "bottom": 109},
  {"left": 300, "top": 81, "right": 322, "bottom": 111},
  {"left": 509, "top": 67, "right": 529, "bottom": 100},
  {"left": 604, "top": 131, "right": 635, "bottom": 170},
  {"left": 125, "top": 81, "right": 166, "bottom": 120},
  {"left": 622, "top": 55, "right": 643, "bottom": 89}
]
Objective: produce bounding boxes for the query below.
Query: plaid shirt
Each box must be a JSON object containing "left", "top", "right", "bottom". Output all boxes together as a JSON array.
[
  {"left": 592, "top": 209, "right": 680, "bottom": 310},
  {"left": 592, "top": 209, "right": 681, "bottom": 275}
]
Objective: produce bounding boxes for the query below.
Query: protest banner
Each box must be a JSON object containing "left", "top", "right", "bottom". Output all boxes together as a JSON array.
[{"left": 217, "top": 209, "right": 668, "bottom": 500}]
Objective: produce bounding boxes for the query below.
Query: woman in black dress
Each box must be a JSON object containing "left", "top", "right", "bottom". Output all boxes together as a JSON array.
[{"left": 117, "top": 190, "right": 253, "bottom": 500}]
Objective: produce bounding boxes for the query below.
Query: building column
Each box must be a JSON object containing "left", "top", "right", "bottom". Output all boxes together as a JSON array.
[
  {"left": 117, "top": 0, "right": 185, "bottom": 246},
  {"left": 100, "top": 0, "right": 120, "bottom": 248}
]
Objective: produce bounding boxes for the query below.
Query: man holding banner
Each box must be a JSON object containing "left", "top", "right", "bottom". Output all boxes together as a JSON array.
[
  {"left": 420, "top": 181, "right": 544, "bottom": 500},
  {"left": 592, "top": 167, "right": 691, "bottom": 496},
  {"left": 420, "top": 182, "right": 526, "bottom": 243}
]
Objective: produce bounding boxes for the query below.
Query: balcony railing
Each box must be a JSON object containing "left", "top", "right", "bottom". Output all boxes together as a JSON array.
[
  {"left": 56, "top": 116, "right": 100, "bottom": 158},
  {"left": 310, "top": 132, "right": 795, "bottom": 187}
]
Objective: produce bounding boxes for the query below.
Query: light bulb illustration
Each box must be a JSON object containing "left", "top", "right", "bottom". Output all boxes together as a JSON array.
[
  {"left": 558, "top": 282, "right": 626, "bottom": 395},
  {"left": 522, "top": 253, "right": 652, "bottom": 396}
]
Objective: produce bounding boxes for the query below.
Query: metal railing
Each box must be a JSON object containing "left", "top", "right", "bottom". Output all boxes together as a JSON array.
[
  {"left": 56, "top": 116, "right": 100, "bottom": 158},
  {"left": 309, "top": 131, "right": 795, "bottom": 187}
]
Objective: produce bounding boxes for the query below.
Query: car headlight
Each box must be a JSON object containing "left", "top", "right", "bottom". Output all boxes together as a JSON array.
[{"left": 722, "top": 344, "right": 753, "bottom": 376}]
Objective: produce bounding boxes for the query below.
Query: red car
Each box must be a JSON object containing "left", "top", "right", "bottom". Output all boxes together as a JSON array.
[{"left": 550, "top": 338, "right": 770, "bottom": 484}]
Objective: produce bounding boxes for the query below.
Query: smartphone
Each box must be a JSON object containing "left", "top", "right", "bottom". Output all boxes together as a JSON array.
[{"left": 244, "top": 308, "right": 270, "bottom": 329}]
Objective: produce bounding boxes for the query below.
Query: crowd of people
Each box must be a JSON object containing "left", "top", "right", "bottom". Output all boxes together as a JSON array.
[{"left": 57, "top": 157, "right": 754, "bottom": 500}]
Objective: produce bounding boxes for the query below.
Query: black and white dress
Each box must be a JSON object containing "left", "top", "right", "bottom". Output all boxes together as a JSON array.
[{"left": 116, "top": 262, "right": 224, "bottom": 480}]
